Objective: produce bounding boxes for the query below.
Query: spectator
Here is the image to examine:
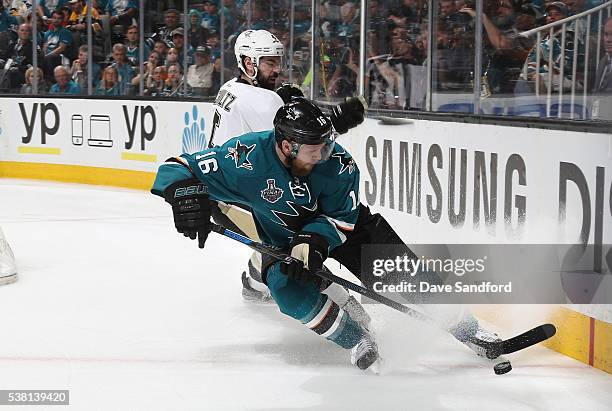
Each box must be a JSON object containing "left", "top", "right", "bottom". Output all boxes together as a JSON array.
[
  {"left": 109, "top": 42, "right": 134, "bottom": 93},
  {"left": 161, "top": 63, "right": 189, "bottom": 96},
  {"left": 153, "top": 40, "right": 168, "bottom": 62},
  {"left": 6, "top": 24, "right": 41, "bottom": 89},
  {"left": 43, "top": 10, "right": 73, "bottom": 79},
  {"left": 327, "top": 35, "right": 359, "bottom": 97},
  {"left": 145, "top": 64, "right": 166, "bottom": 96},
  {"left": 516, "top": 1, "right": 575, "bottom": 94},
  {"left": 25, "top": 13, "right": 45, "bottom": 45},
  {"left": 95, "top": 65, "right": 121, "bottom": 95},
  {"left": 0, "top": 3, "right": 18, "bottom": 31},
  {"left": 37, "top": 0, "right": 69, "bottom": 18},
  {"left": 0, "top": 3, "right": 18, "bottom": 57},
  {"left": 131, "top": 50, "right": 162, "bottom": 89},
  {"left": 366, "top": 30, "right": 420, "bottom": 109},
  {"left": 491, "top": 0, "right": 517, "bottom": 31},
  {"left": 592, "top": 17, "right": 612, "bottom": 119},
  {"left": 107, "top": 0, "right": 137, "bottom": 27},
  {"left": 459, "top": 4, "right": 535, "bottom": 94},
  {"left": 165, "top": 46, "right": 180, "bottom": 68},
  {"left": 206, "top": 31, "right": 220, "bottom": 60},
  {"left": 291, "top": 2, "right": 310, "bottom": 35},
  {"left": 439, "top": 0, "right": 457, "bottom": 19},
  {"left": 370, "top": 0, "right": 390, "bottom": 54},
  {"left": 434, "top": 18, "right": 474, "bottom": 91},
  {"left": 50, "top": 65, "right": 81, "bottom": 93},
  {"left": 125, "top": 24, "right": 149, "bottom": 65},
  {"left": 170, "top": 27, "right": 194, "bottom": 67},
  {"left": 593, "top": 17, "right": 612, "bottom": 94},
  {"left": 154, "top": 8, "right": 181, "bottom": 48},
  {"left": 59, "top": 5, "right": 73, "bottom": 28},
  {"left": 219, "top": 0, "right": 237, "bottom": 35},
  {"left": 187, "top": 9, "right": 208, "bottom": 49},
  {"left": 67, "top": 0, "right": 102, "bottom": 49},
  {"left": 389, "top": 0, "right": 420, "bottom": 29},
  {"left": 201, "top": 0, "right": 220, "bottom": 34},
  {"left": 336, "top": 2, "right": 358, "bottom": 44},
  {"left": 20, "top": 66, "right": 47, "bottom": 94},
  {"left": 187, "top": 45, "right": 213, "bottom": 96},
  {"left": 94, "top": 0, "right": 109, "bottom": 14},
  {"left": 71, "top": 44, "right": 101, "bottom": 93}
]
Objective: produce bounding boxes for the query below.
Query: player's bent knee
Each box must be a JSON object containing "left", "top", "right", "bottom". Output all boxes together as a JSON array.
[{"left": 266, "top": 264, "right": 324, "bottom": 320}]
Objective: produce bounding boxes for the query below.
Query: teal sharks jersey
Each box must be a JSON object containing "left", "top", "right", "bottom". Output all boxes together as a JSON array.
[{"left": 152, "top": 130, "right": 360, "bottom": 251}]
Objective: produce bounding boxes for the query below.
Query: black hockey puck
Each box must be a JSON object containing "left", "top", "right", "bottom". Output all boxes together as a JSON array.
[{"left": 494, "top": 361, "right": 512, "bottom": 375}]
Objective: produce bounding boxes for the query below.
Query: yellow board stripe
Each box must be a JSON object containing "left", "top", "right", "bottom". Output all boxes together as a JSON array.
[
  {"left": 17, "top": 146, "right": 61, "bottom": 155},
  {"left": 543, "top": 307, "right": 611, "bottom": 374},
  {"left": 121, "top": 152, "right": 158, "bottom": 163},
  {"left": 594, "top": 316, "right": 611, "bottom": 372},
  {"left": 0, "top": 161, "right": 155, "bottom": 190}
]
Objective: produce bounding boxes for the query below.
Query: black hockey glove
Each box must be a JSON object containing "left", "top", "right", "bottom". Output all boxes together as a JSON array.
[
  {"left": 163, "top": 178, "right": 211, "bottom": 249},
  {"left": 330, "top": 96, "right": 366, "bottom": 134},
  {"left": 275, "top": 82, "right": 305, "bottom": 104},
  {"left": 281, "top": 231, "right": 329, "bottom": 284}
]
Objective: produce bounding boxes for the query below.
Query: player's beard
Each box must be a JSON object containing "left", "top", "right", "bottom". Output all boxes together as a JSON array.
[
  {"left": 289, "top": 159, "right": 316, "bottom": 177},
  {"left": 257, "top": 71, "right": 278, "bottom": 90}
]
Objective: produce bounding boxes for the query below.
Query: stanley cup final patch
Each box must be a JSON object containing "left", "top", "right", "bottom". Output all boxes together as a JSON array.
[{"left": 261, "top": 179, "right": 284, "bottom": 203}]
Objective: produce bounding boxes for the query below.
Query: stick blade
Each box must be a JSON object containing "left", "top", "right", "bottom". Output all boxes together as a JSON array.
[{"left": 502, "top": 323, "right": 557, "bottom": 355}]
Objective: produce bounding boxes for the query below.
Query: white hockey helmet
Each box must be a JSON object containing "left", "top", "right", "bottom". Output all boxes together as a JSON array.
[{"left": 234, "top": 29, "right": 285, "bottom": 80}]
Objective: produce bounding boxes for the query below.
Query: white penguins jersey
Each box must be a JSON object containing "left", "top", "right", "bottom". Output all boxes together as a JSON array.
[{"left": 208, "top": 77, "right": 284, "bottom": 147}]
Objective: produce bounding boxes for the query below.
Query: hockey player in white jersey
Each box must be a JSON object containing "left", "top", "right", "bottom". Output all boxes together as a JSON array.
[
  {"left": 208, "top": 30, "right": 368, "bottom": 314},
  {"left": 208, "top": 30, "right": 285, "bottom": 147}
]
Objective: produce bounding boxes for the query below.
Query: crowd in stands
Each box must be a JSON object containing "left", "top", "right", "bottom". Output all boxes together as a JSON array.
[
  {"left": 358, "top": 0, "right": 612, "bottom": 109},
  {"left": 0, "top": 0, "right": 227, "bottom": 97},
  {"left": 0, "top": 0, "right": 610, "bottom": 109}
]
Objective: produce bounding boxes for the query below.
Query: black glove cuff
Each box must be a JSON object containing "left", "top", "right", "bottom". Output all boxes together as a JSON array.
[
  {"left": 275, "top": 82, "right": 305, "bottom": 104},
  {"left": 291, "top": 231, "right": 329, "bottom": 261},
  {"left": 163, "top": 178, "right": 208, "bottom": 205}
]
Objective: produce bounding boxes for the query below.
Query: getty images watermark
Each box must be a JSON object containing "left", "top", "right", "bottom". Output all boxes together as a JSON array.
[
  {"left": 361, "top": 244, "right": 612, "bottom": 304},
  {"left": 371, "top": 254, "right": 512, "bottom": 294}
]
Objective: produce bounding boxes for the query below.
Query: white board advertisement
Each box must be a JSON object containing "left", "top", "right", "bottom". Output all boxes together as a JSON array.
[{"left": 0, "top": 98, "right": 215, "bottom": 171}]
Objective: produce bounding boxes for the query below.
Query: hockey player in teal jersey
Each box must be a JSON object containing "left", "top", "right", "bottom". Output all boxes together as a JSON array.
[
  {"left": 153, "top": 98, "right": 379, "bottom": 370},
  {"left": 152, "top": 98, "right": 505, "bottom": 371}
]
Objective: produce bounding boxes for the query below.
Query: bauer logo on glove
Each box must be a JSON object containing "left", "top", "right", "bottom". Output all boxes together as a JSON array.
[{"left": 174, "top": 184, "right": 208, "bottom": 198}]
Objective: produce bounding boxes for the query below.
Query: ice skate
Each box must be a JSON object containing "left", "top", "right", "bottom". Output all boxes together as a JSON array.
[
  {"left": 464, "top": 326, "right": 503, "bottom": 359},
  {"left": 241, "top": 271, "right": 274, "bottom": 304},
  {"left": 350, "top": 333, "right": 380, "bottom": 372},
  {"left": 0, "top": 231, "right": 17, "bottom": 286},
  {"left": 449, "top": 315, "right": 504, "bottom": 359}
]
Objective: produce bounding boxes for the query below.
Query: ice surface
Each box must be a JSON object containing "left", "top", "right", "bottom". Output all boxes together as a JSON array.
[{"left": 0, "top": 180, "right": 610, "bottom": 411}]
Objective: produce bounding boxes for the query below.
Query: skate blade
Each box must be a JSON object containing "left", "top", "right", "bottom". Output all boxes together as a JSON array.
[
  {"left": 0, "top": 273, "right": 18, "bottom": 286},
  {"left": 366, "top": 358, "right": 383, "bottom": 375}
]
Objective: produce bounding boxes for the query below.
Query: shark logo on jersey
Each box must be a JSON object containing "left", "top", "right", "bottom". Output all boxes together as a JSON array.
[
  {"left": 332, "top": 151, "right": 356, "bottom": 175},
  {"left": 225, "top": 139, "right": 256, "bottom": 170},
  {"left": 271, "top": 200, "right": 319, "bottom": 232},
  {"left": 289, "top": 178, "right": 311, "bottom": 202},
  {"left": 261, "top": 179, "right": 284, "bottom": 203}
]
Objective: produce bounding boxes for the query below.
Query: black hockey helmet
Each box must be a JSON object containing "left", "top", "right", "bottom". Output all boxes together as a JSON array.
[{"left": 274, "top": 97, "right": 333, "bottom": 146}]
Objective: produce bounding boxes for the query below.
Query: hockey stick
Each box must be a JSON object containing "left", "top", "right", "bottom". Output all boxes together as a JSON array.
[
  {"left": 210, "top": 223, "right": 429, "bottom": 319},
  {"left": 210, "top": 223, "right": 557, "bottom": 358}
]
